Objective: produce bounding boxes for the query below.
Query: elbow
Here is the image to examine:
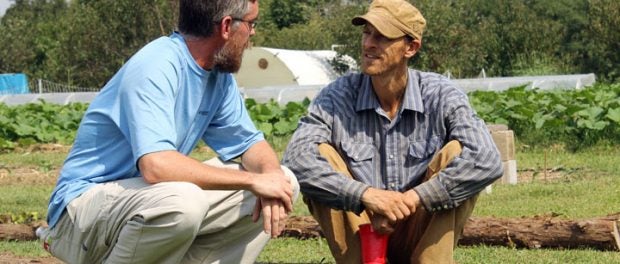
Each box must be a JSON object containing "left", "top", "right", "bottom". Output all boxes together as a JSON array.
[
  {"left": 489, "top": 150, "right": 504, "bottom": 181},
  {"left": 140, "top": 167, "right": 161, "bottom": 184},
  {"left": 138, "top": 153, "right": 165, "bottom": 184},
  {"left": 142, "top": 171, "right": 160, "bottom": 184},
  {"left": 492, "top": 162, "right": 504, "bottom": 182}
]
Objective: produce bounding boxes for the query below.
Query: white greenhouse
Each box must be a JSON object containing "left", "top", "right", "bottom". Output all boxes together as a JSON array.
[{"left": 233, "top": 47, "right": 357, "bottom": 89}]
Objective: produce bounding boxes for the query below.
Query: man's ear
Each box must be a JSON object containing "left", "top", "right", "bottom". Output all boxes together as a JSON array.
[
  {"left": 404, "top": 39, "right": 422, "bottom": 59},
  {"left": 218, "top": 16, "right": 235, "bottom": 40}
]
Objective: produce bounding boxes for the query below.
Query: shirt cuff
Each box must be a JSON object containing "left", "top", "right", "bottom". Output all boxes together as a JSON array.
[
  {"left": 341, "top": 179, "right": 370, "bottom": 215},
  {"left": 413, "top": 177, "right": 455, "bottom": 213}
]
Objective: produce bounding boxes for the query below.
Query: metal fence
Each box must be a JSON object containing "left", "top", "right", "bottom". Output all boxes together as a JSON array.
[{"left": 0, "top": 73, "right": 597, "bottom": 106}]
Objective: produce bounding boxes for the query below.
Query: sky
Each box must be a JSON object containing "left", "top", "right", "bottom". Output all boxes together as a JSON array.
[{"left": 0, "top": 0, "right": 13, "bottom": 17}]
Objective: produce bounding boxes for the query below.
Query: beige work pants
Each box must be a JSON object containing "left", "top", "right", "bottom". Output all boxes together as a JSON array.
[
  {"left": 306, "top": 141, "right": 477, "bottom": 264},
  {"left": 45, "top": 158, "right": 299, "bottom": 264}
]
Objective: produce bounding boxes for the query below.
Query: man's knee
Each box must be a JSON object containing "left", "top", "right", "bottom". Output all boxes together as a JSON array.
[
  {"left": 426, "top": 140, "right": 462, "bottom": 179},
  {"left": 282, "top": 165, "right": 300, "bottom": 202},
  {"left": 141, "top": 182, "right": 208, "bottom": 234}
]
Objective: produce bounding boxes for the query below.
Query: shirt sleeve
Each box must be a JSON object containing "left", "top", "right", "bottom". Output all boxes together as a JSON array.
[
  {"left": 283, "top": 78, "right": 370, "bottom": 214},
  {"left": 202, "top": 76, "right": 264, "bottom": 161},
  {"left": 413, "top": 86, "right": 503, "bottom": 212},
  {"left": 118, "top": 57, "right": 180, "bottom": 166}
]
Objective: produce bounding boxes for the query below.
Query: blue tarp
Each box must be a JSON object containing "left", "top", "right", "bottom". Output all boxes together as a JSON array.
[{"left": 0, "top": 73, "right": 29, "bottom": 94}]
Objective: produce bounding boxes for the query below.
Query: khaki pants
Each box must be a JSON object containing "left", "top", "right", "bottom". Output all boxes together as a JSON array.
[
  {"left": 306, "top": 141, "right": 477, "bottom": 264},
  {"left": 45, "top": 158, "right": 299, "bottom": 264}
]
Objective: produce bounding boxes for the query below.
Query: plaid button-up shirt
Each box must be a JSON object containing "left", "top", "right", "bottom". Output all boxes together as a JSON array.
[{"left": 283, "top": 69, "right": 503, "bottom": 213}]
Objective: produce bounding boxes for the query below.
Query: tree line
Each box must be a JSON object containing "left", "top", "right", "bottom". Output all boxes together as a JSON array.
[{"left": 0, "top": 0, "right": 618, "bottom": 89}]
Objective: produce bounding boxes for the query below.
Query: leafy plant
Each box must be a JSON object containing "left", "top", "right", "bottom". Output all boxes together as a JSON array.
[
  {"left": 0, "top": 100, "right": 88, "bottom": 147},
  {"left": 246, "top": 98, "right": 311, "bottom": 139},
  {"left": 0, "top": 212, "right": 41, "bottom": 225},
  {"left": 470, "top": 83, "right": 620, "bottom": 149},
  {"left": 1, "top": 85, "right": 618, "bottom": 152}
]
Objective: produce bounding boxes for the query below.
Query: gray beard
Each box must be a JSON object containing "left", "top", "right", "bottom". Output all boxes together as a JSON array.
[{"left": 213, "top": 42, "right": 243, "bottom": 73}]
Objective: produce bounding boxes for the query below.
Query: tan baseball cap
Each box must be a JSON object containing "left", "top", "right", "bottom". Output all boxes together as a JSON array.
[{"left": 352, "top": 0, "right": 426, "bottom": 40}]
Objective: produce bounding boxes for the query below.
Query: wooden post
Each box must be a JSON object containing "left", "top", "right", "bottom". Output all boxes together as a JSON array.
[{"left": 488, "top": 124, "right": 518, "bottom": 184}]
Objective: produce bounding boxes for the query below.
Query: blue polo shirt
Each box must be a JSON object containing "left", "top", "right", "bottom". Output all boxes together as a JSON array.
[{"left": 47, "top": 32, "right": 263, "bottom": 228}]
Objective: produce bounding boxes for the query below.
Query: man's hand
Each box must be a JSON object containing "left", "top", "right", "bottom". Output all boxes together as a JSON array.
[
  {"left": 361, "top": 188, "right": 416, "bottom": 222},
  {"left": 249, "top": 170, "right": 294, "bottom": 212},
  {"left": 252, "top": 197, "right": 288, "bottom": 237},
  {"left": 240, "top": 140, "right": 295, "bottom": 237},
  {"left": 403, "top": 189, "right": 421, "bottom": 211},
  {"left": 249, "top": 170, "right": 294, "bottom": 237},
  {"left": 364, "top": 189, "right": 422, "bottom": 234},
  {"left": 369, "top": 213, "right": 395, "bottom": 235}
]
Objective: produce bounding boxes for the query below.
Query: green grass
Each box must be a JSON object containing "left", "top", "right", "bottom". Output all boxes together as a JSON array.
[
  {"left": 1, "top": 142, "right": 619, "bottom": 263},
  {"left": 258, "top": 238, "right": 334, "bottom": 263},
  {"left": 0, "top": 151, "right": 66, "bottom": 169},
  {"left": 0, "top": 185, "right": 52, "bottom": 218},
  {"left": 455, "top": 246, "right": 620, "bottom": 264},
  {"left": 474, "top": 176, "right": 620, "bottom": 218},
  {"left": 0, "top": 241, "right": 49, "bottom": 257},
  {"left": 473, "top": 144, "right": 620, "bottom": 218}
]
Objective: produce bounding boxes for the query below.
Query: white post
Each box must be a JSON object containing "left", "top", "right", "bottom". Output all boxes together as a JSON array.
[{"left": 38, "top": 79, "right": 42, "bottom": 94}]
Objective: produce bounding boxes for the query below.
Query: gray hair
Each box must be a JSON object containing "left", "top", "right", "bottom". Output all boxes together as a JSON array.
[{"left": 178, "top": 0, "right": 251, "bottom": 37}]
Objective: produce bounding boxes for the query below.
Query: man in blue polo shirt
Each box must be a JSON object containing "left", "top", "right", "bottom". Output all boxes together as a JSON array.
[{"left": 39, "top": 0, "right": 298, "bottom": 263}]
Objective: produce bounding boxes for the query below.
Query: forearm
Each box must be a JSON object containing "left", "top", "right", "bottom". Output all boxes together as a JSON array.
[
  {"left": 139, "top": 150, "right": 255, "bottom": 190},
  {"left": 241, "top": 140, "right": 282, "bottom": 173},
  {"left": 284, "top": 130, "right": 368, "bottom": 213}
]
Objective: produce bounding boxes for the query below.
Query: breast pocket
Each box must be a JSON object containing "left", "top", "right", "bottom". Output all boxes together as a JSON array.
[
  {"left": 340, "top": 141, "right": 376, "bottom": 182},
  {"left": 408, "top": 136, "right": 443, "bottom": 161}
]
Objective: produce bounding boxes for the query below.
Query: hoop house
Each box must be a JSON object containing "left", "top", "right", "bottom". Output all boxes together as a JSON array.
[{"left": 234, "top": 47, "right": 356, "bottom": 89}]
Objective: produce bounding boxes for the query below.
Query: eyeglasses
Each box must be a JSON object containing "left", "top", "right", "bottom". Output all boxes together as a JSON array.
[{"left": 232, "top": 18, "right": 258, "bottom": 30}]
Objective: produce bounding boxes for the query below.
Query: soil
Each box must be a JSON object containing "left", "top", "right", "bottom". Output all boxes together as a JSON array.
[
  {"left": 0, "top": 253, "right": 61, "bottom": 264},
  {"left": 517, "top": 167, "right": 579, "bottom": 183}
]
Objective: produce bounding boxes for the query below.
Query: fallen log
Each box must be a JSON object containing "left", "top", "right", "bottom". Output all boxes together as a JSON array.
[
  {"left": 281, "top": 214, "right": 620, "bottom": 251},
  {"left": 459, "top": 215, "right": 620, "bottom": 251},
  {"left": 1, "top": 214, "right": 618, "bottom": 251},
  {"left": 0, "top": 224, "right": 36, "bottom": 241}
]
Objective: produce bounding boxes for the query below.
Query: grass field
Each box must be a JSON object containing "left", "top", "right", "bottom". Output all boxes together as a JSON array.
[{"left": 0, "top": 142, "right": 619, "bottom": 263}]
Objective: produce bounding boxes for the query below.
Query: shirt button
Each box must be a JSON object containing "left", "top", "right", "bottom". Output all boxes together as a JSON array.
[{"left": 389, "top": 154, "right": 394, "bottom": 159}]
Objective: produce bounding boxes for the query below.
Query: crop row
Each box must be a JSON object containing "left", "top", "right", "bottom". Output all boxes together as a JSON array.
[
  {"left": 470, "top": 83, "right": 619, "bottom": 149},
  {"left": 1, "top": 84, "right": 618, "bottom": 151}
]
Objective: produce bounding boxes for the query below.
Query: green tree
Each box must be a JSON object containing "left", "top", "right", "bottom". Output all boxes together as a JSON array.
[
  {"left": 0, "top": 0, "right": 177, "bottom": 88},
  {"left": 0, "top": 0, "right": 68, "bottom": 80},
  {"left": 57, "top": 0, "right": 177, "bottom": 87},
  {"left": 269, "top": 0, "right": 307, "bottom": 29},
  {"left": 582, "top": 0, "right": 620, "bottom": 82},
  {"left": 2, "top": 0, "right": 619, "bottom": 87}
]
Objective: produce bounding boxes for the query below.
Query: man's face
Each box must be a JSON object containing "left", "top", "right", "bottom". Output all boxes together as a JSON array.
[
  {"left": 360, "top": 24, "right": 410, "bottom": 76},
  {"left": 213, "top": 1, "right": 258, "bottom": 73}
]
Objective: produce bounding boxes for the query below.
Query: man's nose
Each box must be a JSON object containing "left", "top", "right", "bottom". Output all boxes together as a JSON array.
[{"left": 363, "top": 34, "right": 378, "bottom": 49}]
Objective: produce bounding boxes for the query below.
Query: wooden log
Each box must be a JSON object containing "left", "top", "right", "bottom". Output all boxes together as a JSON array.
[
  {"left": 1, "top": 215, "right": 618, "bottom": 252},
  {"left": 0, "top": 224, "right": 36, "bottom": 241},
  {"left": 280, "top": 215, "right": 620, "bottom": 251},
  {"left": 459, "top": 216, "right": 620, "bottom": 251}
]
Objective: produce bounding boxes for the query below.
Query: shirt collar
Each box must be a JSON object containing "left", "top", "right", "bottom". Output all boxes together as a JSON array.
[{"left": 355, "top": 69, "right": 425, "bottom": 114}]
